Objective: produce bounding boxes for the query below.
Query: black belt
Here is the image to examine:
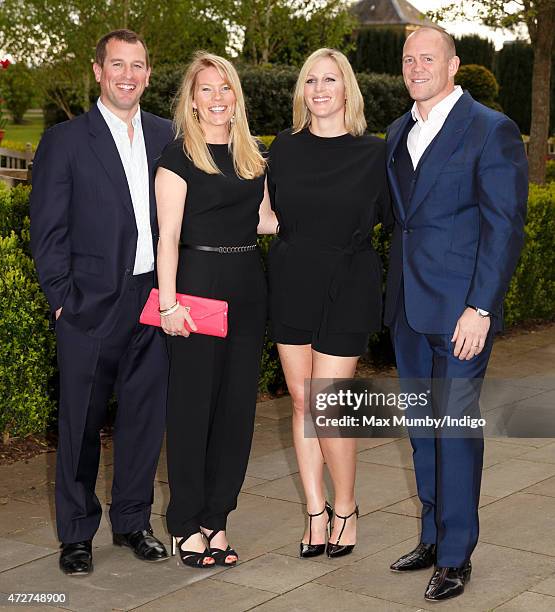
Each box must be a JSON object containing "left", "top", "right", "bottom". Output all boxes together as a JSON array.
[{"left": 180, "top": 243, "right": 258, "bottom": 254}]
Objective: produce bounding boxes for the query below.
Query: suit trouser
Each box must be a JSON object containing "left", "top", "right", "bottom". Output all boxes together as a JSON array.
[
  {"left": 54, "top": 273, "right": 168, "bottom": 543},
  {"left": 391, "top": 288, "right": 493, "bottom": 567}
]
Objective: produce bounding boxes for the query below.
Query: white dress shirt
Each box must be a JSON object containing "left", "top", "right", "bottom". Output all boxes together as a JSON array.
[
  {"left": 407, "top": 85, "right": 464, "bottom": 169},
  {"left": 97, "top": 98, "right": 153, "bottom": 275}
]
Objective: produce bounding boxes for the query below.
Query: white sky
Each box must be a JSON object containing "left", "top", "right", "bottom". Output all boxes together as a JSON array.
[{"left": 410, "top": 0, "right": 528, "bottom": 50}]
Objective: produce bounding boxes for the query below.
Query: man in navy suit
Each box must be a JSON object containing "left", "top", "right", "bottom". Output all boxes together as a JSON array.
[
  {"left": 384, "top": 27, "right": 527, "bottom": 601},
  {"left": 30, "top": 30, "right": 174, "bottom": 575}
]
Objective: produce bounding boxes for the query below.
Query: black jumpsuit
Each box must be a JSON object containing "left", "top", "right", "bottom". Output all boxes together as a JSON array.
[{"left": 157, "top": 140, "right": 267, "bottom": 539}]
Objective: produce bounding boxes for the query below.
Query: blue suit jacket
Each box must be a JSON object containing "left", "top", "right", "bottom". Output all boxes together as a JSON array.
[
  {"left": 30, "top": 104, "right": 174, "bottom": 337},
  {"left": 384, "top": 92, "right": 528, "bottom": 334}
]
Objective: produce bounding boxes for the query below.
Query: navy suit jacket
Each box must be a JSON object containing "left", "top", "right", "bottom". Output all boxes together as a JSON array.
[
  {"left": 384, "top": 92, "right": 528, "bottom": 334},
  {"left": 30, "top": 104, "right": 174, "bottom": 337}
]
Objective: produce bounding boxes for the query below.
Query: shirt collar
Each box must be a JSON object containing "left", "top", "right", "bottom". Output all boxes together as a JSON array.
[
  {"left": 97, "top": 97, "right": 142, "bottom": 133},
  {"left": 411, "top": 85, "right": 463, "bottom": 124}
]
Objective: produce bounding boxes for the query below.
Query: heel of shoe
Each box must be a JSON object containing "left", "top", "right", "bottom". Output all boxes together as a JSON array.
[
  {"left": 327, "top": 504, "right": 358, "bottom": 558},
  {"left": 170, "top": 536, "right": 176, "bottom": 557}
]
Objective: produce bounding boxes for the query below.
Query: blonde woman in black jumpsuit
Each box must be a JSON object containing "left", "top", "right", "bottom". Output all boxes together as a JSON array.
[
  {"left": 268, "top": 48, "right": 391, "bottom": 559},
  {"left": 155, "top": 52, "right": 277, "bottom": 568}
]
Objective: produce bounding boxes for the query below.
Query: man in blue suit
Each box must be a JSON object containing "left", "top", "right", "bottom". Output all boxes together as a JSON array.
[
  {"left": 30, "top": 30, "right": 174, "bottom": 575},
  {"left": 384, "top": 27, "right": 527, "bottom": 601}
]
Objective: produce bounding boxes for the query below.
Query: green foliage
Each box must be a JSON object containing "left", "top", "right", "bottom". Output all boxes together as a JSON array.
[
  {"left": 455, "top": 35, "right": 495, "bottom": 71},
  {"left": 357, "top": 73, "right": 411, "bottom": 132},
  {"left": 239, "top": 65, "right": 298, "bottom": 135},
  {"left": 257, "top": 135, "right": 275, "bottom": 148},
  {"left": 456, "top": 64, "right": 502, "bottom": 111},
  {"left": 546, "top": 160, "right": 555, "bottom": 182},
  {"left": 0, "top": 184, "right": 32, "bottom": 253},
  {"left": 495, "top": 42, "right": 555, "bottom": 136},
  {"left": 0, "top": 232, "right": 56, "bottom": 440},
  {"left": 239, "top": 0, "right": 355, "bottom": 65},
  {"left": 350, "top": 28, "right": 405, "bottom": 75},
  {"left": 0, "top": 63, "right": 35, "bottom": 124},
  {"left": 505, "top": 183, "right": 555, "bottom": 325}
]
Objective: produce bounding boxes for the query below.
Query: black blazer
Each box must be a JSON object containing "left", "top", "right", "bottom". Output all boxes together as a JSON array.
[{"left": 30, "top": 104, "right": 174, "bottom": 337}]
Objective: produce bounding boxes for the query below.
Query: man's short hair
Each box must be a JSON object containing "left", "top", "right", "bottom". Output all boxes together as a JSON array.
[
  {"left": 409, "top": 27, "right": 457, "bottom": 59},
  {"left": 95, "top": 29, "right": 150, "bottom": 68}
]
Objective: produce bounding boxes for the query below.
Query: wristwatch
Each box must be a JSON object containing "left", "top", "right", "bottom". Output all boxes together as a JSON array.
[{"left": 471, "top": 306, "right": 490, "bottom": 318}]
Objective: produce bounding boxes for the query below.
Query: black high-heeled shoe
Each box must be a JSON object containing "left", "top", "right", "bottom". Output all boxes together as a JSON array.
[
  {"left": 327, "top": 505, "right": 359, "bottom": 558},
  {"left": 170, "top": 534, "right": 215, "bottom": 568},
  {"left": 203, "top": 529, "right": 238, "bottom": 567},
  {"left": 300, "top": 501, "right": 333, "bottom": 558}
]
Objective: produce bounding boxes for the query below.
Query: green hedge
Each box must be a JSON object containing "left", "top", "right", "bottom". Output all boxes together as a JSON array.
[
  {"left": 1, "top": 176, "right": 553, "bottom": 435},
  {"left": 505, "top": 183, "right": 555, "bottom": 325}
]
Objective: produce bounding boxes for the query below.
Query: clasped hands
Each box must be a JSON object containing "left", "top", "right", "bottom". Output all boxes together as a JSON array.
[
  {"left": 451, "top": 307, "right": 491, "bottom": 360},
  {"left": 160, "top": 303, "right": 198, "bottom": 338}
]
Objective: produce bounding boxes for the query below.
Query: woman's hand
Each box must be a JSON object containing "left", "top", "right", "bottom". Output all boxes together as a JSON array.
[{"left": 160, "top": 304, "right": 198, "bottom": 338}]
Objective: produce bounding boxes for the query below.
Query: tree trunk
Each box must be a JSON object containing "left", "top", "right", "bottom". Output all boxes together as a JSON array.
[
  {"left": 262, "top": 0, "right": 271, "bottom": 64},
  {"left": 528, "top": 2, "right": 555, "bottom": 184},
  {"left": 82, "top": 71, "right": 91, "bottom": 113}
]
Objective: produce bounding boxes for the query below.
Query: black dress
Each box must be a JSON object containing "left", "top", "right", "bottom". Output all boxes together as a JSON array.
[
  {"left": 267, "top": 128, "right": 391, "bottom": 356},
  {"left": 157, "top": 139, "right": 267, "bottom": 539}
]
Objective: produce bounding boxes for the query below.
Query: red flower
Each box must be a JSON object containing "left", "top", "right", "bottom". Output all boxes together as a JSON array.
[{"left": 0, "top": 59, "right": 10, "bottom": 69}]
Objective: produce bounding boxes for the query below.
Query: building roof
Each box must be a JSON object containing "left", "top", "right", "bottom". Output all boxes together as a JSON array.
[{"left": 350, "top": 0, "right": 436, "bottom": 27}]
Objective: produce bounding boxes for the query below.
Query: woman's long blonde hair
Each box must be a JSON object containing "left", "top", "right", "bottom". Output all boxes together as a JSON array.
[
  {"left": 173, "top": 51, "right": 265, "bottom": 179},
  {"left": 292, "top": 48, "right": 366, "bottom": 136}
]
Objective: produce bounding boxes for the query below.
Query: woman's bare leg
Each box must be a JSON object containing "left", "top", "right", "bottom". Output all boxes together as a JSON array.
[
  {"left": 277, "top": 343, "right": 328, "bottom": 544},
  {"left": 311, "top": 349, "right": 359, "bottom": 545}
]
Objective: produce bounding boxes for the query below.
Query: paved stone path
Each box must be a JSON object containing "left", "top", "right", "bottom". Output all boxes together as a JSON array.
[{"left": 1, "top": 325, "right": 554, "bottom": 611}]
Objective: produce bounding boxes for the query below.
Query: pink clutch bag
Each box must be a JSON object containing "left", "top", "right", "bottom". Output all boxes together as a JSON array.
[{"left": 140, "top": 288, "right": 228, "bottom": 338}]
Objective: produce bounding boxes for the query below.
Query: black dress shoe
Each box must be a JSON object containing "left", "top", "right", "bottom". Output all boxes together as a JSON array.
[
  {"left": 425, "top": 561, "right": 472, "bottom": 601},
  {"left": 390, "top": 542, "right": 436, "bottom": 572},
  {"left": 59, "top": 540, "right": 93, "bottom": 576},
  {"left": 113, "top": 525, "right": 169, "bottom": 562}
]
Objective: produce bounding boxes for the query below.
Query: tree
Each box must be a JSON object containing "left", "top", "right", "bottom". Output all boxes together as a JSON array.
[
  {"left": 0, "top": 63, "right": 36, "bottom": 124},
  {"left": 431, "top": 1, "right": 555, "bottom": 184},
  {"left": 0, "top": 0, "right": 230, "bottom": 119},
  {"left": 237, "top": 0, "right": 355, "bottom": 65}
]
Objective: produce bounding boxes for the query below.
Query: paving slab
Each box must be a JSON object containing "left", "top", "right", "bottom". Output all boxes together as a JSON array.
[
  {"left": 214, "top": 552, "right": 334, "bottom": 594},
  {"left": 357, "top": 439, "right": 414, "bottom": 470},
  {"left": 480, "top": 493, "right": 555, "bottom": 556},
  {"left": 255, "top": 397, "right": 292, "bottom": 421},
  {"left": 248, "top": 582, "right": 424, "bottom": 611},
  {"left": 524, "top": 475, "right": 555, "bottom": 497},
  {"left": 316, "top": 539, "right": 555, "bottom": 611},
  {"left": 246, "top": 446, "right": 299, "bottom": 481},
  {"left": 494, "top": 591, "right": 555, "bottom": 610},
  {"left": 517, "top": 442, "right": 555, "bottom": 464},
  {"left": 272, "top": 510, "right": 418, "bottom": 567},
  {"left": 133, "top": 578, "right": 275, "bottom": 611},
  {"left": 0, "top": 537, "right": 55, "bottom": 572},
  {"left": 0, "top": 543, "right": 224, "bottom": 612},
  {"left": 481, "top": 459, "right": 555, "bottom": 498},
  {"left": 246, "top": 461, "right": 416, "bottom": 515},
  {"left": 529, "top": 572, "right": 555, "bottom": 596}
]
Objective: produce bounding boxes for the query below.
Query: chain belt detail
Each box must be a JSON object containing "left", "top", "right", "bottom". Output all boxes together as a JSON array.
[{"left": 180, "top": 243, "right": 258, "bottom": 254}]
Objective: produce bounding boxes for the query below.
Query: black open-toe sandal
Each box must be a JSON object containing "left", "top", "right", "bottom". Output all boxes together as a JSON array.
[
  {"left": 171, "top": 535, "right": 215, "bottom": 568},
  {"left": 204, "top": 530, "right": 238, "bottom": 567}
]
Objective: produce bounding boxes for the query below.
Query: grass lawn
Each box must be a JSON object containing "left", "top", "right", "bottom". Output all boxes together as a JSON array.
[{"left": 2, "top": 110, "right": 44, "bottom": 147}]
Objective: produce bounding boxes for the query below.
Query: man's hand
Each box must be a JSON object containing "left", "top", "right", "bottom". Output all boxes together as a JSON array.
[
  {"left": 451, "top": 307, "right": 490, "bottom": 360},
  {"left": 55, "top": 307, "right": 63, "bottom": 320}
]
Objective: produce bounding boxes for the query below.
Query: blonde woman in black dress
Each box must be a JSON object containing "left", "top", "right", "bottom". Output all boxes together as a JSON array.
[
  {"left": 155, "top": 52, "right": 277, "bottom": 568},
  {"left": 268, "top": 49, "right": 391, "bottom": 558}
]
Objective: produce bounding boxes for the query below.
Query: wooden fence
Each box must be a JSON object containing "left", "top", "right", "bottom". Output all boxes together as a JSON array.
[{"left": 0, "top": 144, "right": 34, "bottom": 187}]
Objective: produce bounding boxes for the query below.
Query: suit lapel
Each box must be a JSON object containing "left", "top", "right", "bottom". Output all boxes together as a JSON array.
[
  {"left": 140, "top": 110, "right": 159, "bottom": 228},
  {"left": 386, "top": 112, "right": 413, "bottom": 222},
  {"left": 87, "top": 105, "right": 134, "bottom": 218},
  {"left": 407, "top": 93, "right": 474, "bottom": 218}
]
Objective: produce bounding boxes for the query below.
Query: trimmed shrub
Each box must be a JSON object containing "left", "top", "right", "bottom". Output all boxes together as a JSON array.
[
  {"left": 456, "top": 64, "right": 502, "bottom": 112},
  {"left": 505, "top": 183, "right": 555, "bottom": 325},
  {"left": 455, "top": 35, "right": 495, "bottom": 71},
  {"left": 0, "top": 233, "right": 56, "bottom": 442},
  {"left": 546, "top": 160, "right": 555, "bottom": 183},
  {"left": 139, "top": 63, "right": 411, "bottom": 135},
  {"left": 350, "top": 27, "right": 405, "bottom": 75},
  {"left": 0, "top": 184, "right": 32, "bottom": 252}
]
